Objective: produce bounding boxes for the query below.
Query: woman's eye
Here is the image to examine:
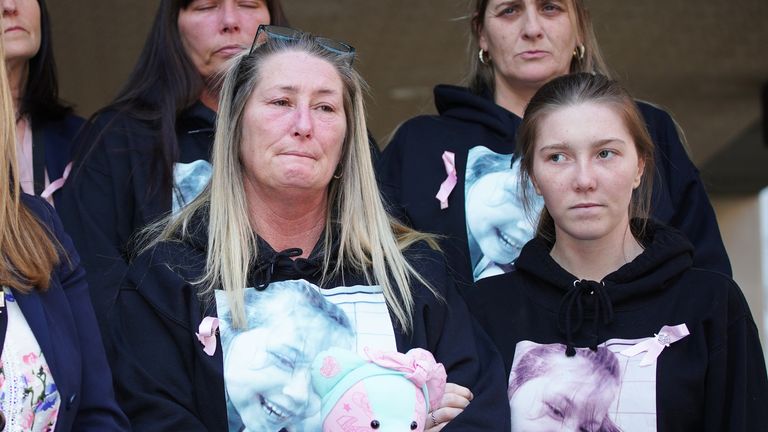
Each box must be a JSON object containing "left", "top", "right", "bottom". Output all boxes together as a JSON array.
[
  {"left": 239, "top": 0, "right": 263, "bottom": 8},
  {"left": 548, "top": 153, "right": 565, "bottom": 163},
  {"left": 597, "top": 149, "right": 615, "bottom": 159},
  {"left": 542, "top": 1, "right": 564, "bottom": 14},
  {"left": 499, "top": 6, "right": 520, "bottom": 16},
  {"left": 271, "top": 99, "right": 289, "bottom": 107},
  {"left": 189, "top": 0, "right": 217, "bottom": 11},
  {"left": 317, "top": 104, "right": 335, "bottom": 113}
]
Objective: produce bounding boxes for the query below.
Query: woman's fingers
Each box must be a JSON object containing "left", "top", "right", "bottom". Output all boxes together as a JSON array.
[
  {"left": 442, "top": 382, "right": 473, "bottom": 408},
  {"left": 425, "top": 383, "right": 474, "bottom": 430}
]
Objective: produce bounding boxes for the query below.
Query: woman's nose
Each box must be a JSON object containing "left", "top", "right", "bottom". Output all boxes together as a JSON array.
[
  {"left": 2, "top": 0, "right": 18, "bottom": 16},
  {"left": 521, "top": 8, "right": 544, "bottom": 40},
  {"left": 291, "top": 105, "right": 313, "bottom": 139},
  {"left": 220, "top": 1, "right": 241, "bottom": 34},
  {"left": 573, "top": 160, "right": 597, "bottom": 192}
]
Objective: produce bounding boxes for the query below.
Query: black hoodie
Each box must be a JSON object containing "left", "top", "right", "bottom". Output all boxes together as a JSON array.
[
  {"left": 108, "top": 209, "right": 510, "bottom": 431},
  {"left": 58, "top": 102, "right": 216, "bottom": 331},
  {"left": 469, "top": 221, "right": 767, "bottom": 431},
  {"left": 376, "top": 85, "right": 731, "bottom": 291}
]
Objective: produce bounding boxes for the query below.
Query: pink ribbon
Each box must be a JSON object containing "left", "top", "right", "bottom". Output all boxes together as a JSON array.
[
  {"left": 40, "top": 162, "right": 72, "bottom": 200},
  {"left": 196, "top": 316, "right": 220, "bottom": 356},
  {"left": 435, "top": 151, "right": 457, "bottom": 210},
  {"left": 366, "top": 347, "right": 447, "bottom": 410},
  {"left": 620, "top": 323, "right": 690, "bottom": 366}
]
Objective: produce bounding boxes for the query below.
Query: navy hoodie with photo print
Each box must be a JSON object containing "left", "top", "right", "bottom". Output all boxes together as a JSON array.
[
  {"left": 376, "top": 85, "right": 732, "bottom": 291},
  {"left": 469, "top": 220, "right": 768, "bottom": 431},
  {"left": 107, "top": 208, "right": 509, "bottom": 431}
]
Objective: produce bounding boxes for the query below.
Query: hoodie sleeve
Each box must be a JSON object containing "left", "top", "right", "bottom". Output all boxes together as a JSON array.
[
  {"left": 109, "top": 245, "right": 224, "bottom": 431},
  {"left": 58, "top": 112, "right": 158, "bottom": 332},
  {"left": 376, "top": 122, "right": 411, "bottom": 224},
  {"left": 408, "top": 247, "right": 510, "bottom": 431},
  {"left": 704, "top": 280, "right": 768, "bottom": 431},
  {"left": 640, "top": 102, "right": 732, "bottom": 276}
]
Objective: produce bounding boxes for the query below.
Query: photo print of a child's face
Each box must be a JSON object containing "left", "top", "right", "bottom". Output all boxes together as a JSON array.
[
  {"left": 218, "top": 281, "right": 354, "bottom": 431},
  {"left": 508, "top": 342, "right": 622, "bottom": 432},
  {"left": 465, "top": 147, "right": 541, "bottom": 280}
]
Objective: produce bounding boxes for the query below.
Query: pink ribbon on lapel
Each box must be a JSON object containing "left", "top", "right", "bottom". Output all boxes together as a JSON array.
[
  {"left": 435, "top": 151, "right": 457, "bottom": 210},
  {"left": 366, "top": 347, "right": 447, "bottom": 411},
  {"left": 196, "top": 316, "right": 220, "bottom": 356},
  {"left": 41, "top": 162, "right": 72, "bottom": 200},
  {"left": 620, "top": 323, "right": 689, "bottom": 366}
]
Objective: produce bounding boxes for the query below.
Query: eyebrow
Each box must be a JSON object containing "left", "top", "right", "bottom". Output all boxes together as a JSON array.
[
  {"left": 267, "top": 85, "right": 340, "bottom": 97},
  {"left": 538, "top": 138, "right": 627, "bottom": 153}
]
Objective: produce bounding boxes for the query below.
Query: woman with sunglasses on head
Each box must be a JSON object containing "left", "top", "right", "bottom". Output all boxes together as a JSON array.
[
  {"left": 377, "top": 0, "right": 731, "bottom": 291},
  {"left": 470, "top": 73, "right": 768, "bottom": 431},
  {"left": 0, "top": 35, "right": 129, "bottom": 432},
  {"left": 2, "top": 0, "right": 84, "bottom": 207},
  {"left": 110, "top": 26, "right": 509, "bottom": 431},
  {"left": 57, "top": 0, "right": 288, "bottom": 329}
]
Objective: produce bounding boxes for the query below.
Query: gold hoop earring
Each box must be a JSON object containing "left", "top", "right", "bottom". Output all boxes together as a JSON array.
[
  {"left": 573, "top": 44, "right": 585, "bottom": 61},
  {"left": 333, "top": 166, "right": 343, "bottom": 179},
  {"left": 478, "top": 49, "right": 490, "bottom": 65}
]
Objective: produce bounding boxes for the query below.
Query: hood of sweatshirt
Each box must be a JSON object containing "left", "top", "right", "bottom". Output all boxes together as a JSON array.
[
  {"left": 434, "top": 84, "right": 521, "bottom": 143},
  {"left": 513, "top": 220, "right": 694, "bottom": 355}
]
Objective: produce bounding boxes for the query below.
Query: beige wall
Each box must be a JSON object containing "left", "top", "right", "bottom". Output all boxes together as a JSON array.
[{"left": 712, "top": 194, "right": 767, "bottom": 353}]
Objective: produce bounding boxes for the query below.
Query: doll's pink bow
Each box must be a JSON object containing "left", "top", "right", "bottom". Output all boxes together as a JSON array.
[{"left": 366, "top": 348, "right": 447, "bottom": 410}]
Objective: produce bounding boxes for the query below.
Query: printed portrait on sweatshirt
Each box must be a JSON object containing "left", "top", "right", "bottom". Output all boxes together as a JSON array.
[
  {"left": 509, "top": 340, "right": 658, "bottom": 432},
  {"left": 465, "top": 146, "right": 542, "bottom": 281},
  {"left": 216, "top": 280, "right": 398, "bottom": 432},
  {"left": 172, "top": 159, "right": 212, "bottom": 213},
  {"left": 217, "top": 280, "right": 354, "bottom": 432}
]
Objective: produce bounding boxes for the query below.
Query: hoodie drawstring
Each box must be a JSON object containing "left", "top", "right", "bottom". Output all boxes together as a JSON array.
[
  {"left": 557, "top": 279, "right": 615, "bottom": 356},
  {"left": 256, "top": 248, "right": 321, "bottom": 290}
]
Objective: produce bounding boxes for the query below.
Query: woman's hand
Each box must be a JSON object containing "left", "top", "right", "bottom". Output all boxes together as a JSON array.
[{"left": 425, "top": 382, "right": 473, "bottom": 431}]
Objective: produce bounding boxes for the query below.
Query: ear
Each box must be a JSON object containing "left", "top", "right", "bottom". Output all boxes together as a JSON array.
[
  {"left": 530, "top": 174, "right": 542, "bottom": 196},
  {"left": 633, "top": 157, "right": 645, "bottom": 189},
  {"left": 473, "top": 12, "right": 489, "bottom": 51}
]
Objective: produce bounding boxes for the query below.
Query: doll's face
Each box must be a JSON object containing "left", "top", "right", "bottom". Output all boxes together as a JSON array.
[{"left": 323, "top": 375, "right": 425, "bottom": 431}]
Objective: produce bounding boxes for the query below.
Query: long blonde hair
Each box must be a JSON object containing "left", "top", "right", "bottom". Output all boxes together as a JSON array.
[
  {"left": 0, "top": 37, "right": 59, "bottom": 292},
  {"left": 152, "top": 34, "right": 438, "bottom": 332}
]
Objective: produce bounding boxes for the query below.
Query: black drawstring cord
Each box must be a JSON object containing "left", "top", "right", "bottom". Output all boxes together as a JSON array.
[
  {"left": 557, "top": 280, "right": 614, "bottom": 356},
  {"left": 255, "top": 248, "right": 321, "bottom": 290}
]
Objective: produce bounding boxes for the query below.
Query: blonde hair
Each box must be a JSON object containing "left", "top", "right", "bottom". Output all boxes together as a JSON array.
[
  {"left": 467, "top": 0, "right": 611, "bottom": 95},
  {"left": 151, "top": 34, "right": 438, "bottom": 332},
  {"left": 0, "top": 37, "right": 60, "bottom": 292}
]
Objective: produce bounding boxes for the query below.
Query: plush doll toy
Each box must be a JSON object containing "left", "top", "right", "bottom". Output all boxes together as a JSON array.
[{"left": 311, "top": 347, "right": 447, "bottom": 431}]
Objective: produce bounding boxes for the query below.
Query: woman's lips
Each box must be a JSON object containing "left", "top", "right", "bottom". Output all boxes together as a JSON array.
[
  {"left": 3, "top": 26, "right": 26, "bottom": 34},
  {"left": 215, "top": 45, "right": 245, "bottom": 57},
  {"left": 518, "top": 50, "right": 549, "bottom": 60}
]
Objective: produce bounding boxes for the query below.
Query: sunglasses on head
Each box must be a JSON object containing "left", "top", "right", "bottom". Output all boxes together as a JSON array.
[{"left": 250, "top": 25, "right": 356, "bottom": 66}]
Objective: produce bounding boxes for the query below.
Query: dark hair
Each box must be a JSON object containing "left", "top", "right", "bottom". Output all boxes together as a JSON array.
[
  {"left": 466, "top": 146, "right": 511, "bottom": 188},
  {"left": 17, "top": 0, "right": 73, "bottom": 123},
  {"left": 93, "top": 0, "right": 288, "bottom": 195},
  {"left": 467, "top": 0, "right": 610, "bottom": 95},
  {"left": 516, "top": 73, "right": 655, "bottom": 243}
]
